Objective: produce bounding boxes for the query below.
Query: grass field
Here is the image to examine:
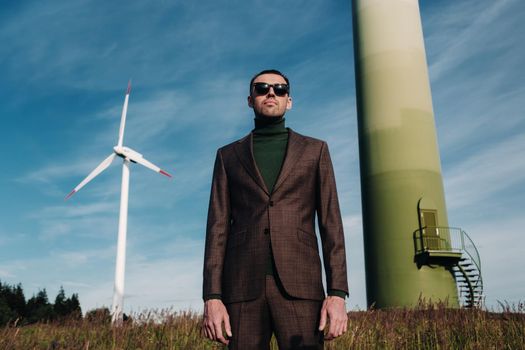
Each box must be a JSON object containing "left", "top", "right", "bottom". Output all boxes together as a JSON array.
[{"left": 1, "top": 303, "right": 524, "bottom": 349}]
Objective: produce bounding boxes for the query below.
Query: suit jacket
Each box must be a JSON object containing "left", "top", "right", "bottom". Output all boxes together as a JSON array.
[{"left": 203, "top": 128, "right": 348, "bottom": 303}]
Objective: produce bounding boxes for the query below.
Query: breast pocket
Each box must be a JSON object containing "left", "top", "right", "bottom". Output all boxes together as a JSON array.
[
  {"left": 288, "top": 160, "right": 317, "bottom": 188},
  {"left": 290, "top": 160, "right": 316, "bottom": 174}
]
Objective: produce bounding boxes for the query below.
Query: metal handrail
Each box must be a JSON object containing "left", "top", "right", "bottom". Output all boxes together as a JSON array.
[
  {"left": 459, "top": 229, "right": 483, "bottom": 297},
  {"left": 415, "top": 227, "right": 481, "bottom": 266},
  {"left": 414, "top": 226, "right": 464, "bottom": 253},
  {"left": 459, "top": 229, "right": 481, "bottom": 272}
]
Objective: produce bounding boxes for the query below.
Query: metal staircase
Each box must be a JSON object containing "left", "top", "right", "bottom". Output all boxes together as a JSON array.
[
  {"left": 452, "top": 230, "right": 483, "bottom": 308},
  {"left": 414, "top": 227, "right": 483, "bottom": 308}
]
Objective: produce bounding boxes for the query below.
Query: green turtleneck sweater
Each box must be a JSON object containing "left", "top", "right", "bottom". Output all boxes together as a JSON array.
[{"left": 252, "top": 116, "right": 289, "bottom": 193}]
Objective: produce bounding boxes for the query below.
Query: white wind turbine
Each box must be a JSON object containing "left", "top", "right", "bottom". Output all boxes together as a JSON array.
[{"left": 66, "top": 81, "right": 172, "bottom": 324}]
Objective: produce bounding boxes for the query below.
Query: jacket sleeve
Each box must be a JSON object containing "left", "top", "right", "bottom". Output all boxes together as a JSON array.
[
  {"left": 202, "top": 149, "right": 231, "bottom": 300},
  {"left": 316, "top": 142, "right": 349, "bottom": 295}
]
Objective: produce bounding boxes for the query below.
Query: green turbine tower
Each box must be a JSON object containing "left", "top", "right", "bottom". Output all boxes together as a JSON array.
[{"left": 352, "top": 0, "right": 460, "bottom": 308}]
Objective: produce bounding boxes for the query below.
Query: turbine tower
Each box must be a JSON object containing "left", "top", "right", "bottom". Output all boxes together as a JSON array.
[
  {"left": 352, "top": 0, "right": 458, "bottom": 308},
  {"left": 66, "top": 81, "right": 172, "bottom": 323}
]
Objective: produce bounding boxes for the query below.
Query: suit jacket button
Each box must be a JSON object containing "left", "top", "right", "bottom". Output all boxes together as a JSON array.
[
  {"left": 269, "top": 201, "right": 274, "bottom": 207},
  {"left": 264, "top": 228, "right": 270, "bottom": 235}
]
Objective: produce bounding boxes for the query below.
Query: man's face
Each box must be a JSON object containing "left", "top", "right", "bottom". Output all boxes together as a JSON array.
[{"left": 248, "top": 73, "right": 292, "bottom": 118}]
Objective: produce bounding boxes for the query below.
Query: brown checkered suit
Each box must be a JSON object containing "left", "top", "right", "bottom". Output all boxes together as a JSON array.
[{"left": 203, "top": 128, "right": 348, "bottom": 348}]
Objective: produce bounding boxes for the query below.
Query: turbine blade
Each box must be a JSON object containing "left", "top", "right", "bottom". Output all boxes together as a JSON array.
[
  {"left": 127, "top": 153, "right": 172, "bottom": 178},
  {"left": 65, "top": 153, "right": 117, "bottom": 200},
  {"left": 117, "top": 80, "right": 131, "bottom": 147}
]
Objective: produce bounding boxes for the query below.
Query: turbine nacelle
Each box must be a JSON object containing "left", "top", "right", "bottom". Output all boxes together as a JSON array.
[{"left": 113, "top": 146, "right": 143, "bottom": 161}]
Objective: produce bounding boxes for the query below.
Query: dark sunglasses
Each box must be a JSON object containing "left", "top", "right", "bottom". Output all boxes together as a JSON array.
[{"left": 252, "top": 82, "right": 289, "bottom": 97}]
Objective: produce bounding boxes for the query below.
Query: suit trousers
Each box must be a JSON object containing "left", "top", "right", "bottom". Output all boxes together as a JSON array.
[{"left": 226, "top": 275, "right": 324, "bottom": 350}]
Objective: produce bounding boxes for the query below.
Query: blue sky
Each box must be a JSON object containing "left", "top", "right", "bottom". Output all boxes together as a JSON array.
[{"left": 0, "top": 0, "right": 523, "bottom": 314}]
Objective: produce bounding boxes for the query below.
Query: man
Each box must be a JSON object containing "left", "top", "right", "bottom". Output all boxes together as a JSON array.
[{"left": 202, "top": 69, "right": 348, "bottom": 349}]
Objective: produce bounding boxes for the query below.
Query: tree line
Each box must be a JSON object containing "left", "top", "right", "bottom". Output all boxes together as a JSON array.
[{"left": 0, "top": 280, "right": 82, "bottom": 326}]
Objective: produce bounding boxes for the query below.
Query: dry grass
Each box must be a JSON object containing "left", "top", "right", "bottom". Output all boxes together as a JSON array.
[
  {"left": 1, "top": 303, "right": 523, "bottom": 349},
  {"left": 334, "top": 302, "right": 525, "bottom": 350}
]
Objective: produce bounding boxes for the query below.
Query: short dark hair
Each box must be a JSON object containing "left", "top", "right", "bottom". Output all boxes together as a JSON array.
[{"left": 249, "top": 69, "right": 290, "bottom": 95}]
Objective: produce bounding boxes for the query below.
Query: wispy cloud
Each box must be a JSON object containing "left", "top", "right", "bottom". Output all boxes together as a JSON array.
[
  {"left": 343, "top": 214, "right": 362, "bottom": 239},
  {"left": 94, "top": 89, "right": 191, "bottom": 146},
  {"left": 0, "top": 268, "right": 15, "bottom": 279},
  {"left": 31, "top": 202, "right": 117, "bottom": 219},
  {"left": 54, "top": 246, "right": 116, "bottom": 267},
  {"left": 17, "top": 160, "right": 98, "bottom": 184},
  {"left": 423, "top": 0, "right": 525, "bottom": 152},
  {"left": 61, "top": 281, "right": 93, "bottom": 289},
  {"left": 444, "top": 132, "right": 525, "bottom": 209},
  {"left": 0, "top": 1, "right": 333, "bottom": 92},
  {"left": 0, "top": 260, "right": 29, "bottom": 281},
  {"left": 426, "top": 0, "right": 517, "bottom": 81}
]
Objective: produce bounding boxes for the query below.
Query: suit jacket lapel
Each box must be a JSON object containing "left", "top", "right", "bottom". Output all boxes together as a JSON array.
[
  {"left": 233, "top": 133, "right": 270, "bottom": 195},
  {"left": 273, "top": 129, "right": 306, "bottom": 193}
]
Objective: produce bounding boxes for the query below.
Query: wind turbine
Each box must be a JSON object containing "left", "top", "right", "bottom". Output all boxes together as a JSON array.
[{"left": 66, "top": 81, "right": 172, "bottom": 324}]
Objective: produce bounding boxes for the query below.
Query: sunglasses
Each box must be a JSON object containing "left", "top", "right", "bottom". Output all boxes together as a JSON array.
[{"left": 252, "top": 82, "right": 289, "bottom": 97}]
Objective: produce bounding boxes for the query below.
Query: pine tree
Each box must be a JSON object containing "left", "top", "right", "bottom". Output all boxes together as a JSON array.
[
  {"left": 0, "top": 280, "right": 25, "bottom": 324},
  {"left": 27, "top": 289, "right": 55, "bottom": 323},
  {"left": 66, "top": 293, "right": 82, "bottom": 319},
  {"left": 12, "top": 284, "right": 26, "bottom": 318},
  {"left": 0, "top": 295, "right": 16, "bottom": 326},
  {"left": 54, "top": 286, "right": 68, "bottom": 317}
]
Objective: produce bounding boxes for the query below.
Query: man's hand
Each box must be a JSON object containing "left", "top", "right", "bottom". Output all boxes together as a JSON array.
[
  {"left": 318, "top": 295, "right": 348, "bottom": 340},
  {"left": 202, "top": 299, "right": 232, "bottom": 345}
]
